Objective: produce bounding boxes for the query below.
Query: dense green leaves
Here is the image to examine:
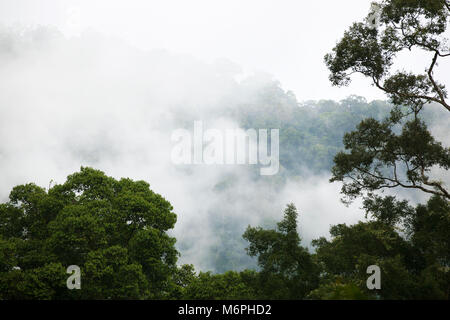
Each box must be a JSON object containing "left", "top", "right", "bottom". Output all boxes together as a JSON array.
[
  {"left": 242, "top": 204, "right": 319, "bottom": 299},
  {"left": 0, "top": 168, "right": 448, "bottom": 300},
  {"left": 0, "top": 167, "right": 178, "bottom": 299},
  {"left": 318, "top": 0, "right": 450, "bottom": 300},
  {"left": 312, "top": 195, "right": 449, "bottom": 300},
  {"left": 325, "top": 22, "right": 392, "bottom": 86},
  {"left": 182, "top": 270, "right": 258, "bottom": 300},
  {"left": 1, "top": 1, "right": 448, "bottom": 299}
]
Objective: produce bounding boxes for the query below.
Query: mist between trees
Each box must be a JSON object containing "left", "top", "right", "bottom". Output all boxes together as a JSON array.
[{"left": 0, "top": 2, "right": 449, "bottom": 299}]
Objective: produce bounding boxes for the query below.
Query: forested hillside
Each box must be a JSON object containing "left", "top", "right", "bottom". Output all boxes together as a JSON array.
[
  {"left": 1, "top": 0, "right": 449, "bottom": 300},
  {"left": 195, "top": 94, "right": 448, "bottom": 273},
  {"left": 1, "top": 93, "right": 449, "bottom": 298}
]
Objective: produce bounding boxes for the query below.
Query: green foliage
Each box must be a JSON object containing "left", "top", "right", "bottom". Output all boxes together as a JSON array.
[
  {"left": 363, "top": 195, "right": 414, "bottom": 226},
  {"left": 242, "top": 204, "right": 319, "bottom": 299},
  {"left": 315, "top": 0, "right": 450, "bottom": 299},
  {"left": 0, "top": 167, "right": 178, "bottom": 299},
  {"left": 408, "top": 196, "right": 450, "bottom": 269},
  {"left": 82, "top": 246, "right": 149, "bottom": 299},
  {"left": 232, "top": 93, "right": 395, "bottom": 175},
  {"left": 182, "top": 270, "right": 259, "bottom": 300},
  {"left": 312, "top": 196, "right": 450, "bottom": 300},
  {"left": 331, "top": 113, "right": 450, "bottom": 202},
  {"left": 307, "top": 277, "right": 369, "bottom": 300},
  {"left": 166, "top": 264, "right": 196, "bottom": 299},
  {"left": 326, "top": 0, "right": 450, "bottom": 202},
  {"left": 1, "top": 1, "right": 449, "bottom": 300}
]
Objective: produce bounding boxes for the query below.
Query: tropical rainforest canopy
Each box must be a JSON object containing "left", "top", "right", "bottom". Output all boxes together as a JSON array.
[{"left": 0, "top": 0, "right": 449, "bottom": 299}]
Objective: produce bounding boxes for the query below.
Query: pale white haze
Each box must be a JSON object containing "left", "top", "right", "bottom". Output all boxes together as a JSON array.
[
  {"left": 0, "top": 0, "right": 449, "bottom": 271},
  {"left": 2, "top": 0, "right": 449, "bottom": 101}
]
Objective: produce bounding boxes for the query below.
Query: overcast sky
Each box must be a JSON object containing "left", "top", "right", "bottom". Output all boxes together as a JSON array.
[{"left": 2, "top": 0, "right": 448, "bottom": 102}]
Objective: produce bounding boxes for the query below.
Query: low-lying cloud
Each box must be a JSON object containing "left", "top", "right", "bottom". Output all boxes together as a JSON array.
[{"left": 0, "top": 26, "right": 399, "bottom": 272}]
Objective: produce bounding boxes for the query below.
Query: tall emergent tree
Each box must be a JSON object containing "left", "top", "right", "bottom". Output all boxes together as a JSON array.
[
  {"left": 242, "top": 204, "right": 319, "bottom": 299},
  {"left": 325, "top": 0, "right": 450, "bottom": 202},
  {"left": 0, "top": 167, "right": 178, "bottom": 299},
  {"left": 318, "top": 0, "right": 450, "bottom": 299}
]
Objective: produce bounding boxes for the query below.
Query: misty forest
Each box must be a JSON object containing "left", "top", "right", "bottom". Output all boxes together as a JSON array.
[{"left": 0, "top": 1, "right": 449, "bottom": 300}]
